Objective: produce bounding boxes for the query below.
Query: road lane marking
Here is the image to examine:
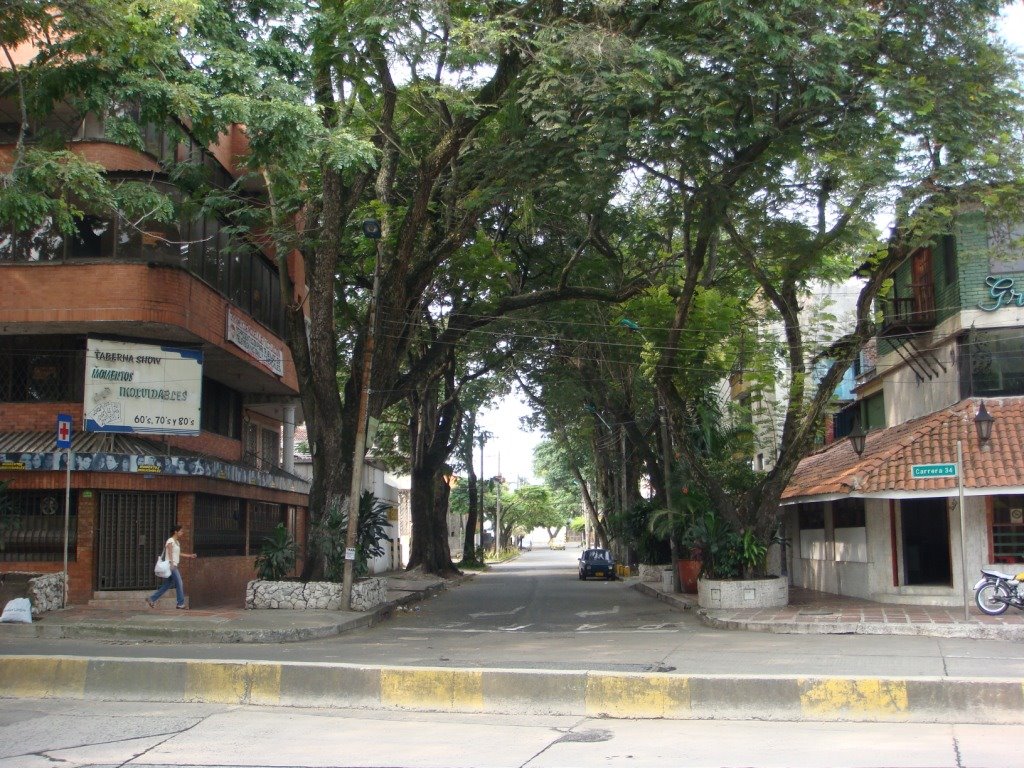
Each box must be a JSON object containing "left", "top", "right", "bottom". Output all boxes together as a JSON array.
[
  {"left": 469, "top": 606, "right": 524, "bottom": 618},
  {"left": 576, "top": 606, "right": 620, "bottom": 617}
]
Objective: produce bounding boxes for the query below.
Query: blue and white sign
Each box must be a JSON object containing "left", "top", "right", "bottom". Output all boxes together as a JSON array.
[
  {"left": 83, "top": 339, "right": 203, "bottom": 436},
  {"left": 56, "top": 413, "right": 72, "bottom": 449}
]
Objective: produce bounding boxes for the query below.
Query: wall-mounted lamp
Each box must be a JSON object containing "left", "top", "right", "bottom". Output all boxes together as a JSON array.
[
  {"left": 974, "top": 401, "right": 995, "bottom": 445},
  {"left": 848, "top": 413, "right": 867, "bottom": 457}
]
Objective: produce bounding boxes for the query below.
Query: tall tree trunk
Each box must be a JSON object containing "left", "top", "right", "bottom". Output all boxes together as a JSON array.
[
  {"left": 406, "top": 352, "right": 462, "bottom": 576},
  {"left": 460, "top": 412, "right": 480, "bottom": 563}
]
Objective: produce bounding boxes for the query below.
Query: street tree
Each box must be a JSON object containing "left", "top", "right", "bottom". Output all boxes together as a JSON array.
[{"left": 524, "top": 0, "right": 1024, "bottom": 560}]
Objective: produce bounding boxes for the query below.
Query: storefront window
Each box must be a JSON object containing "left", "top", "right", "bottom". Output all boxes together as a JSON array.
[
  {"left": 833, "top": 498, "right": 867, "bottom": 563},
  {"left": 992, "top": 495, "right": 1024, "bottom": 563},
  {"left": 798, "top": 502, "right": 826, "bottom": 560}
]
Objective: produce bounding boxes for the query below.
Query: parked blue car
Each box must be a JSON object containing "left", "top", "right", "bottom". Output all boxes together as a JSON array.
[{"left": 578, "top": 548, "right": 616, "bottom": 580}]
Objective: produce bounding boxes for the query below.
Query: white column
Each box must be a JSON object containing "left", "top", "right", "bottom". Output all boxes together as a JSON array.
[{"left": 283, "top": 404, "right": 296, "bottom": 473}]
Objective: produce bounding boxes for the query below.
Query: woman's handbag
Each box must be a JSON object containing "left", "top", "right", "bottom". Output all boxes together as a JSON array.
[{"left": 155, "top": 552, "right": 171, "bottom": 578}]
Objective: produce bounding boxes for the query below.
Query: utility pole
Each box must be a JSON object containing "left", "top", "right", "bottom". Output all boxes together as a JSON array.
[
  {"left": 342, "top": 220, "right": 382, "bottom": 611},
  {"left": 494, "top": 469, "right": 504, "bottom": 554},
  {"left": 477, "top": 430, "right": 490, "bottom": 552},
  {"left": 659, "top": 393, "right": 681, "bottom": 593}
]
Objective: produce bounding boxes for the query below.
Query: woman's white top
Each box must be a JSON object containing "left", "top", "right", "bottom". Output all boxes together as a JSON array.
[{"left": 166, "top": 537, "right": 181, "bottom": 567}]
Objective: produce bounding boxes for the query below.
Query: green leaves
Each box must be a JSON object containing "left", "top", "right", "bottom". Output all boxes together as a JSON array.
[
  {"left": 255, "top": 523, "right": 298, "bottom": 581},
  {"left": 1, "top": 150, "right": 110, "bottom": 234}
]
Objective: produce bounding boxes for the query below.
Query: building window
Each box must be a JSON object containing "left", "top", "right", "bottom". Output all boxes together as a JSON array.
[
  {"left": 832, "top": 498, "right": 867, "bottom": 563},
  {"left": 194, "top": 494, "right": 245, "bottom": 557},
  {"left": 992, "top": 495, "right": 1024, "bottom": 564},
  {"left": 0, "top": 491, "right": 77, "bottom": 562},
  {"left": 0, "top": 336, "right": 84, "bottom": 402},
  {"left": 248, "top": 502, "right": 286, "bottom": 553},
  {"left": 987, "top": 221, "right": 1024, "bottom": 274},
  {"left": 960, "top": 329, "right": 1024, "bottom": 398},
  {"left": 863, "top": 393, "right": 885, "bottom": 431},
  {"left": 242, "top": 423, "right": 280, "bottom": 471},
  {"left": 200, "top": 378, "right": 242, "bottom": 439},
  {"left": 797, "top": 502, "right": 826, "bottom": 561},
  {"left": 261, "top": 427, "right": 280, "bottom": 470},
  {"left": 833, "top": 498, "right": 866, "bottom": 528}
]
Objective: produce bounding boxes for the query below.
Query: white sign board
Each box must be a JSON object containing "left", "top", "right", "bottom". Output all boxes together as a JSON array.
[
  {"left": 84, "top": 338, "right": 203, "bottom": 436},
  {"left": 226, "top": 309, "right": 284, "bottom": 376}
]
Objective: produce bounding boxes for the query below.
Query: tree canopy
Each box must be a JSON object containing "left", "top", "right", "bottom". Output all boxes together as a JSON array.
[{"left": 4, "top": 0, "right": 1022, "bottom": 578}]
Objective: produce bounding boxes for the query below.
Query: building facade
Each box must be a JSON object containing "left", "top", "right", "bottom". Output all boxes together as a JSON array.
[
  {"left": 0, "top": 69, "right": 309, "bottom": 607},
  {"left": 782, "top": 210, "right": 1024, "bottom": 606}
]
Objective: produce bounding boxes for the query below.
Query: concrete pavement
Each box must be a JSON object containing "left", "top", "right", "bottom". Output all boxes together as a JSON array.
[
  {"left": 634, "top": 581, "right": 1024, "bottom": 641},
  {"left": 3, "top": 566, "right": 1024, "bottom": 724},
  {"left": 0, "top": 570, "right": 452, "bottom": 644}
]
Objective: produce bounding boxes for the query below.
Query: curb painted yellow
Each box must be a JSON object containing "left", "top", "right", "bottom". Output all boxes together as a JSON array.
[
  {"left": 185, "top": 661, "right": 282, "bottom": 705},
  {"left": 1, "top": 657, "right": 1021, "bottom": 723},
  {"left": 585, "top": 674, "right": 690, "bottom": 718},
  {"left": 380, "top": 668, "right": 484, "bottom": 711},
  {"left": 799, "top": 678, "right": 909, "bottom": 717},
  {"left": 0, "top": 657, "right": 87, "bottom": 699}
]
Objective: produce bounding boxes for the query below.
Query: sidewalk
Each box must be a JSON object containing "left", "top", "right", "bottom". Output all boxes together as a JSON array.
[
  {"left": 0, "top": 570, "right": 455, "bottom": 644},
  {"left": 633, "top": 579, "right": 1024, "bottom": 641}
]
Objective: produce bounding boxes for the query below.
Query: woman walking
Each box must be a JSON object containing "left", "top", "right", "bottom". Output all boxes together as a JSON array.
[{"left": 147, "top": 524, "right": 197, "bottom": 609}]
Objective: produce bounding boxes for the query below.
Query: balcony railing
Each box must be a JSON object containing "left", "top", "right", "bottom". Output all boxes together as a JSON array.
[{"left": 880, "top": 282, "right": 936, "bottom": 336}]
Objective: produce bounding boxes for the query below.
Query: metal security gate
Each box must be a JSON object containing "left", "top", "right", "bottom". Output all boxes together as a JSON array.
[{"left": 97, "top": 492, "right": 176, "bottom": 590}]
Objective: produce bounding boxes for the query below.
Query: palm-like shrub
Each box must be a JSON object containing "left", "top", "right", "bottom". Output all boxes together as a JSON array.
[
  {"left": 255, "top": 523, "right": 298, "bottom": 581},
  {"left": 317, "top": 491, "right": 392, "bottom": 580}
]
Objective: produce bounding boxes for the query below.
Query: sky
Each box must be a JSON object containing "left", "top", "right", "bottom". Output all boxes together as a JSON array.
[
  {"left": 473, "top": 5, "right": 1024, "bottom": 486},
  {"left": 476, "top": 392, "right": 542, "bottom": 487}
]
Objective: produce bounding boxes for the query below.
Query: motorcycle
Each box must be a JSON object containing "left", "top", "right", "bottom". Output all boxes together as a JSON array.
[{"left": 973, "top": 568, "right": 1024, "bottom": 615}]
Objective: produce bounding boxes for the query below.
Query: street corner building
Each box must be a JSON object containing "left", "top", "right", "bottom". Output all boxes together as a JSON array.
[
  {"left": 778, "top": 211, "right": 1024, "bottom": 607},
  {"left": 0, "top": 47, "right": 311, "bottom": 608}
]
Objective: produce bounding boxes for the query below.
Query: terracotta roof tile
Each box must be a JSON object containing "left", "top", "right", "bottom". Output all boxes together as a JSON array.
[{"left": 782, "top": 397, "right": 1024, "bottom": 501}]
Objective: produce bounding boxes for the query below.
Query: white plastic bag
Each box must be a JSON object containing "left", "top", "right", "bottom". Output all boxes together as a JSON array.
[
  {"left": 155, "top": 555, "right": 171, "bottom": 578},
  {"left": 1, "top": 597, "right": 33, "bottom": 624}
]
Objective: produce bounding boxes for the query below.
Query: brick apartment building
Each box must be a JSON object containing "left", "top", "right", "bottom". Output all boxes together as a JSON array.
[{"left": 0, "top": 46, "right": 309, "bottom": 608}]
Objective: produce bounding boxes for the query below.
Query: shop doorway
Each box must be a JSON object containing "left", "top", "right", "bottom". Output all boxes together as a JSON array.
[
  {"left": 96, "top": 492, "right": 176, "bottom": 590},
  {"left": 900, "top": 498, "right": 952, "bottom": 586}
]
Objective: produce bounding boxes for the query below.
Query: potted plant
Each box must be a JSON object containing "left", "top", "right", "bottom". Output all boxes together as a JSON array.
[{"left": 685, "top": 511, "right": 787, "bottom": 609}]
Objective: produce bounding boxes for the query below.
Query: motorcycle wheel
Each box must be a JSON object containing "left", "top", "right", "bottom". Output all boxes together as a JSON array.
[{"left": 975, "top": 581, "right": 1011, "bottom": 616}]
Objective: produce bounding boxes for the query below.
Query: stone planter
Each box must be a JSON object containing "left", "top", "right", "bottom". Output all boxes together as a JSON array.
[
  {"left": 638, "top": 563, "right": 665, "bottom": 583},
  {"left": 697, "top": 575, "right": 788, "bottom": 610},
  {"left": 246, "top": 577, "right": 388, "bottom": 612}
]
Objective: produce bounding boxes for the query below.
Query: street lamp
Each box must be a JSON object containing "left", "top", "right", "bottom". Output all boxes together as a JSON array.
[
  {"left": 974, "top": 401, "right": 994, "bottom": 446},
  {"left": 848, "top": 413, "right": 867, "bottom": 457}
]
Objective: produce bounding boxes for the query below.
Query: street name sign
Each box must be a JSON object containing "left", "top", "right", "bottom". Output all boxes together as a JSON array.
[{"left": 911, "top": 463, "right": 958, "bottom": 478}]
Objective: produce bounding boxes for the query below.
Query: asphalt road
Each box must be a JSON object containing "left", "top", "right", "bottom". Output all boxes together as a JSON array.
[{"left": 3, "top": 548, "right": 1024, "bottom": 680}]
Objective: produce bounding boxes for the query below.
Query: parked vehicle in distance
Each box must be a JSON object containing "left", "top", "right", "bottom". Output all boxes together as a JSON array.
[
  {"left": 578, "top": 548, "right": 616, "bottom": 580},
  {"left": 549, "top": 540, "right": 565, "bottom": 550}
]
